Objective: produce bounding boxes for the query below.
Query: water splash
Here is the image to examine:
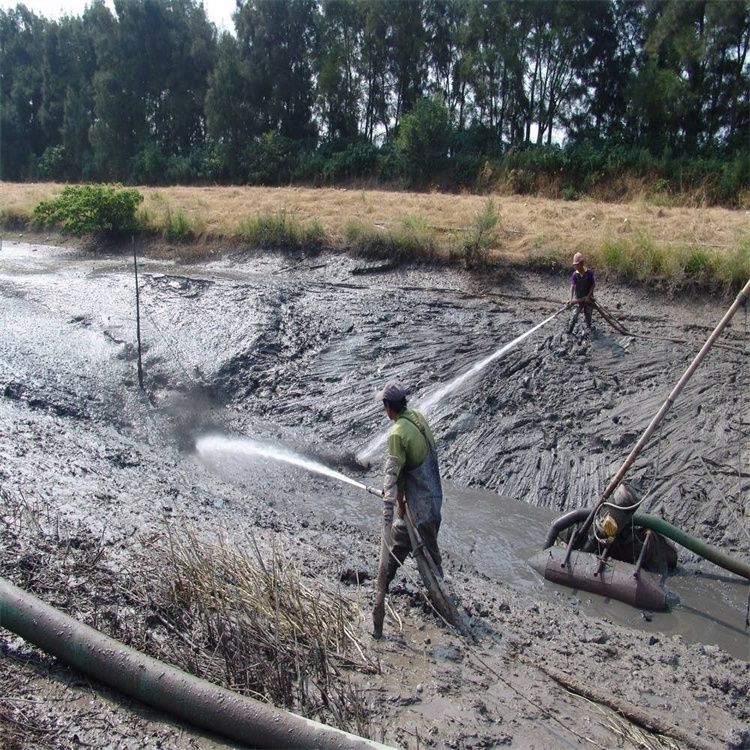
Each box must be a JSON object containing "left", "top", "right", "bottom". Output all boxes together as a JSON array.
[
  {"left": 356, "top": 306, "right": 565, "bottom": 463},
  {"left": 196, "top": 433, "right": 374, "bottom": 493}
]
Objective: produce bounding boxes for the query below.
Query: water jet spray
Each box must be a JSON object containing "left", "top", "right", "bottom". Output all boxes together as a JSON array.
[
  {"left": 196, "top": 433, "right": 383, "bottom": 497},
  {"left": 195, "top": 433, "right": 468, "bottom": 633},
  {"left": 357, "top": 305, "right": 566, "bottom": 463}
]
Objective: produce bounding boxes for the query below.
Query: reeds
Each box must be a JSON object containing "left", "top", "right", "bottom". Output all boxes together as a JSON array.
[
  {"left": 141, "top": 528, "right": 378, "bottom": 734},
  {"left": 234, "top": 209, "right": 325, "bottom": 250},
  {"left": 0, "top": 484, "right": 377, "bottom": 738},
  {"left": 0, "top": 205, "right": 33, "bottom": 230},
  {"left": 344, "top": 212, "right": 440, "bottom": 262}
]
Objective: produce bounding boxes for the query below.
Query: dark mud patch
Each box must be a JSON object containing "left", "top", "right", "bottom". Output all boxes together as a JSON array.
[{"left": 3, "top": 380, "right": 90, "bottom": 420}]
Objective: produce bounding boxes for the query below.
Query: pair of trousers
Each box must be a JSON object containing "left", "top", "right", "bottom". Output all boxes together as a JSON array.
[
  {"left": 372, "top": 515, "right": 442, "bottom": 637},
  {"left": 384, "top": 516, "right": 443, "bottom": 586},
  {"left": 568, "top": 302, "right": 593, "bottom": 333}
]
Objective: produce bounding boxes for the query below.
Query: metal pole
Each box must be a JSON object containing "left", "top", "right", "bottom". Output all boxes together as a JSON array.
[
  {"left": 566, "top": 277, "right": 750, "bottom": 565},
  {"left": 133, "top": 235, "right": 144, "bottom": 390}
]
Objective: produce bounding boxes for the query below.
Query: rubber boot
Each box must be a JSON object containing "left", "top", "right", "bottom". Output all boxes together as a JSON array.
[{"left": 372, "top": 526, "right": 392, "bottom": 639}]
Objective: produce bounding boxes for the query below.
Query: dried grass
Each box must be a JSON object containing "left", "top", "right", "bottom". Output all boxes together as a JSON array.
[
  {"left": 138, "top": 529, "right": 379, "bottom": 735},
  {"left": 1, "top": 181, "right": 747, "bottom": 288},
  {"left": 0, "top": 485, "right": 377, "bottom": 739}
]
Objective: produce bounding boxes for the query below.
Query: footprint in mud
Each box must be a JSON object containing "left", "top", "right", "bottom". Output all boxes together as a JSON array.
[{"left": 148, "top": 274, "right": 214, "bottom": 298}]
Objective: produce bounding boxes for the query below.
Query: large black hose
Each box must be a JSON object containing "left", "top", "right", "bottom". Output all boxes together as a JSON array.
[
  {"left": 0, "top": 577, "right": 388, "bottom": 749},
  {"left": 542, "top": 508, "right": 591, "bottom": 549}
]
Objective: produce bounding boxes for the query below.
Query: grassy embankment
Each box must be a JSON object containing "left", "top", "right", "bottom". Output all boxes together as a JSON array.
[{"left": 1, "top": 181, "right": 748, "bottom": 290}]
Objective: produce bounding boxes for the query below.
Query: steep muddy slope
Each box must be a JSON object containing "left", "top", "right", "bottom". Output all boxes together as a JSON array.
[
  {"left": 131, "top": 250, "right": 746, "bottom": 560},
  {"left": 2, "top": 241, "right": 746, "bottom": 553}
]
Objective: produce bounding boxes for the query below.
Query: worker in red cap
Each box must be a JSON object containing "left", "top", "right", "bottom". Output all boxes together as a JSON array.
[
  {"left": 567, "top": 251, "right": 595, "bottom": 334},
  {"left": 372, "top": 380, "right": 443, "bottom": 639}
]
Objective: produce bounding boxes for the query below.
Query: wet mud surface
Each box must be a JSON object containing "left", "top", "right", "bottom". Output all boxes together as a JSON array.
[{"left": 1, "top": 240, "right": 748, "bottom": 749}]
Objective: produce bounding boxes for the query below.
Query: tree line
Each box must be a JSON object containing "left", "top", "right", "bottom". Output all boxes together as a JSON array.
[{"left": 1, "top": 0, "right": 748, "bottom": 203}]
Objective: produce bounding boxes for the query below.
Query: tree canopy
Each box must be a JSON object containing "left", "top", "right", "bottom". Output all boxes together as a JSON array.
[{"left": 1, "top": 0, "right": 747, "bottom": 201}]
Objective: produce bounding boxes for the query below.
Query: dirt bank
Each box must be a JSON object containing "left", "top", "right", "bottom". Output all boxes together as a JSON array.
[{"left": 1, "top": 240, "right": 748, "bottom": 749}]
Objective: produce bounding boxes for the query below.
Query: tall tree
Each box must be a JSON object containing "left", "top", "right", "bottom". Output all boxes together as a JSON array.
[
  {"left": 89, "top": 0, "right": 216, "bottom": 179},
  {"left": 37, "top": 12, "right": 98, "bottom": 178},
  {"left": 423, "top": 0, "right": 468, "bottom": 123},
  {"left": 234, "top": 0, "right": 317, "bottom": 140},
  {"left": 568, "top": 0, "right": 643, "bottom": 143},
  {"left": 389, "top": 0, "right": 427, "bottom": 125},
  {"left": 314, "top": 0, "right": 363, "bottom": 141},
  {"left": 520, "top": 1, "right": 588, "bottom": 146},
  {"left": 205, "top": 32, "right": 252, "bottom": 177},
  {"left": 703, "top": 0, "right": 749, "bottom": 152},
  {"left": 0, "top": 4, "right": 46, "bottom": 178},
  {"left": 359, "top": 0, "right": 391, "bottom": 140}
]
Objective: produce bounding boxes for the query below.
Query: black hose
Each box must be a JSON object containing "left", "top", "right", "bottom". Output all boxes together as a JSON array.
[
  {"left": 543, "top": 508, "right": 592, "bottom": 549},
  {"left": 0, "top": 577, "right": 387, "bottom": 749}
]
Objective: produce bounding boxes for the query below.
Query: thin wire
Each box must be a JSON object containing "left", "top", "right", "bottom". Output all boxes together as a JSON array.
[{"left": 140, "top": 301, "right": 202, "bottom": 388}]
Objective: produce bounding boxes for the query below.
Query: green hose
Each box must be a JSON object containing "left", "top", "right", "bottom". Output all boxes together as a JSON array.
[{"left": 633, "top": 513, "right": 749, "bottom": 580}]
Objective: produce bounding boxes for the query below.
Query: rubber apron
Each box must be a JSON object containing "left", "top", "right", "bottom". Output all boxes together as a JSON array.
[
  {"left": 372, "top": 414, "right": 443, "bottom": 637},
  {"left": 399, "top": 415, "right": 443, "bottom": 529}
]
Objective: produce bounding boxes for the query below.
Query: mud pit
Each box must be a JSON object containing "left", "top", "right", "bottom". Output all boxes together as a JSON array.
[{"left": 1, "top": 239, "right": 748, "bottom": 749}]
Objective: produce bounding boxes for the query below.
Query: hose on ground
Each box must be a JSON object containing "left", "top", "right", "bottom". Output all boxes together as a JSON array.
[{"left": 0, "top": 577, "right": 388, "bottom": 750}]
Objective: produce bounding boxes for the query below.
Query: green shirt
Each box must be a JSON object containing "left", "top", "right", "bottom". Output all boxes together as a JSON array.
[{"left": 387, "top": 408, "right": 435, "bottom": 474}]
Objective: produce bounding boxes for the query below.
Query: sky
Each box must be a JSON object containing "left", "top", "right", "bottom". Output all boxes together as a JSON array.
[{"left": 0, "top": 0, "right": 238, "bottom": 32}]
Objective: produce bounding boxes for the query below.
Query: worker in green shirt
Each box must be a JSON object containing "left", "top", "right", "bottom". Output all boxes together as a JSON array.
[{"left": 373, "top": 381, "right": 443, "bottom": 639}]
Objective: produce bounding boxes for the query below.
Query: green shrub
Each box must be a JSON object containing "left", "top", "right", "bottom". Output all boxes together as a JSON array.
[
  {"left": 561, "top": 185, "right": 578, "bottom": 201},
  {"left": 162, "top": 208, "right": 198, "bottom": 242},
  {"left": 392, "top": 214, "right": 439, "bottom": 260},
  {"left": 715, "top": 234, "right": 750, "bottom": 289},
  {"left": 395, "top": 95, "right": 451, "bottom": 185},
  {"left": 376, "top": 139, "right": 400, "bottom": 182},
  {"left": 600, "top": 239, "right": 637, "bottom": 279},
  {"left": 682, "top": 248, "right": 713, "bottom": 278},
  {"left": 131, "top": 142, "right": 169, "bottom": 185},
  {"left": 319, "top": 140, "right": 378, "bottom": 183},
  {"left": 243, "top": 132, "right": 300, "bottom": 185},
  {"left": 33, "top": 184, "right": 143, "bottom": 236},
  {"left": 236, "top": 209, "right": 324, "bottom": 250},
  {"left": 344, "top": 215, "right": 438, "bottom": 262},
  {"left": 463, "top": 198, "right": 499, "bottom": 268},
  {"left": 37, "top": 145, "right": 68, "bottom": 180}
]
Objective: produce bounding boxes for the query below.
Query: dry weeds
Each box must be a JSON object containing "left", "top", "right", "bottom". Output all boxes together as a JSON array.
[
  {"left": 2, "top": 181, "right": 745, "bottom": 256},
  {"left": 0, "top": 484, "right": 378, "bottom": 742}
]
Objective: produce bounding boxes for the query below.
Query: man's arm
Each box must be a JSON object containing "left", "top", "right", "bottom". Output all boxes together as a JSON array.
[
  {"left": 383, "top": 433, "right": 406, "bottom": 523},
  {"left": 568, "top": 281, "right": 576, "bottom": 306}
]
